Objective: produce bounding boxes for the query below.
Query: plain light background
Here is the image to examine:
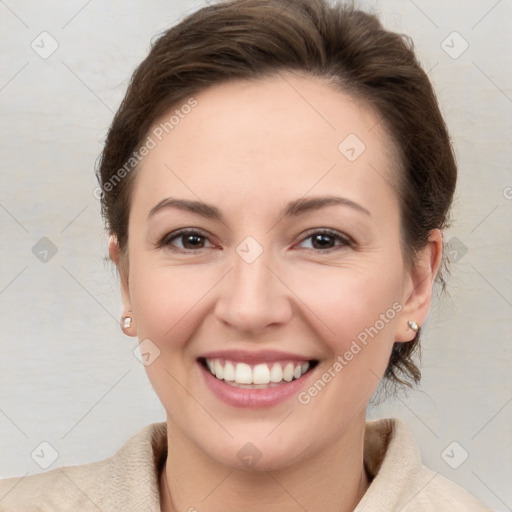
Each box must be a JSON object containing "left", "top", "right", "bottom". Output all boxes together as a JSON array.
[{"left": 0, "top": 0, "right": 510, "bottom": 509}]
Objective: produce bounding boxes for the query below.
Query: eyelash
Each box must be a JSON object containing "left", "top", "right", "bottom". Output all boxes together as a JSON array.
[{"left": 157, "top": 228, "right": 353, "bottom": 254}]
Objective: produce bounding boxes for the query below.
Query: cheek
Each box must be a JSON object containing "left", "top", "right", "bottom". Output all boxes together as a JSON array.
[
  {"left": 291, "top": 267, "right": 402, "bottom": 422},
  {"left": 128, "top": 262, "right": 217, "bottom": 410},
  {"left": 286, "top": 257, "right": 404, "bottom": 349},
  {"left": 285, "top": 257, "right": 403, "bottom": 409},
  {"left": 129, "top": 260, "right": 216, "bottom": 344}
]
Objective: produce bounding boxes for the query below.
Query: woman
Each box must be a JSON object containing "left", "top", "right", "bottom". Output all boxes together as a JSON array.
[{"left": 0, "top": 0, "right": 493, "bottom": 510}]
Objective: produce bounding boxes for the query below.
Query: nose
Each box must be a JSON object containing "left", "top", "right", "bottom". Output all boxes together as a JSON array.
[{"left": 214, "top": 246, "right": 293, "bottom": 334}]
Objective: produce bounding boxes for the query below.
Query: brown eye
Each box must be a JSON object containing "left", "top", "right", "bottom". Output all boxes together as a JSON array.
[
  {"left": 298, "top": 230, "right": 352, "bottom": 252},
  {"left": 160, "top": 229, "right": 214, "bottom": 251}
]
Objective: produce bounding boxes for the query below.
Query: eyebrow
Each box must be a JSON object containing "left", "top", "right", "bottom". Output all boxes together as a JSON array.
[{"left": 148, "top": 195, "right": 371, "bottom": 221}]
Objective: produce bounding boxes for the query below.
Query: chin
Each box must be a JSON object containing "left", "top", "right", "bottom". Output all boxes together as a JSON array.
[{"left": 194, "top": 427, "right": 317, "bottom": 473}]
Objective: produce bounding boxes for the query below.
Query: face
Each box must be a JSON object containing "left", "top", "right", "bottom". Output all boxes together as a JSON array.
[{"left": 113, "top": 72, "right": 437, "bottom": 471}]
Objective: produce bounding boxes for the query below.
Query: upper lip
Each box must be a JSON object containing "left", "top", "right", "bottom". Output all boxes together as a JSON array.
[{"left": 198, "top": 349, "right": 317, "bottom": 365}]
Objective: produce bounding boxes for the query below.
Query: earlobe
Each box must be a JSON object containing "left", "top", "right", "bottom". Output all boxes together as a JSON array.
[
  {"left": 395, "top": 229, "right": 443, "bottom": 342},
  {"left": 109, "top": 235, "right": 136, "bottom": 336},
  {"left": 120, "top": 314, "right": 137, "bottom": 337}
]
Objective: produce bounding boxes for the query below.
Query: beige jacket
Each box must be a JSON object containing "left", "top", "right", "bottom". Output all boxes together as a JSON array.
[{"left": 0, "top": 418, "right": 492, "bottom": 511}]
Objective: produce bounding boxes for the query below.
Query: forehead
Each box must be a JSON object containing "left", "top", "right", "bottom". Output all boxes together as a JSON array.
[{"left": 130, "top": 72, "right": 401, "bottom": 221}]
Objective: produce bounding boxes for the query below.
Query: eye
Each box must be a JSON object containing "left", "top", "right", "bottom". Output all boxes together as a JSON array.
[
  {"left": 159, "top": 229, "right": 215, "bottom": 252},
  {"left": 157, "top": 228, "right": 352, "bottom": 254},
  {"left": 297, "top": 229, "right": 352, "bottom": 252}
]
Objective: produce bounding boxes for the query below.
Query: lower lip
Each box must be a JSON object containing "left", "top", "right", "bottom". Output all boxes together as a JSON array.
[{"left": 199, "top": 362, "right": 314, "bottom": 408}]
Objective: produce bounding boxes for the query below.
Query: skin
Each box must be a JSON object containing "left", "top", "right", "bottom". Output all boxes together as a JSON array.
[{"left": 109, "top": 72, "right": 442, "bottom": 512}]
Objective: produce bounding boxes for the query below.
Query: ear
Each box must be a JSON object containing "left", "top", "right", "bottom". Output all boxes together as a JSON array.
[
  {"left": 395, "top": 229, "right": 443, "bottom": 342},
  {"left": 109, "top": 235, "right": 136, "bottom": 336}
]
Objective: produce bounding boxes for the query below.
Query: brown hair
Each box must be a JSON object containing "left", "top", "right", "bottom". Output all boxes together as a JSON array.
[{"left": 96, "top": 0, "right": 457, "bottom": 389}]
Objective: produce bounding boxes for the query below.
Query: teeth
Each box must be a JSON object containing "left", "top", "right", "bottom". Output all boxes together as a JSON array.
[
  {"left": 253, "top": 364, "right": 270, "bottom": 385},
  {"left": 223, "top": 361, "right": 235, "bottom": 381},
  {"left": 283, "top": 363, "right": 294, "bottom": 382},
  {"left": 234, "top": 363, "right": 252, "bottom": 384},
  {"left": 269, "top": 363, "right": 283, "bottom": 383},
  {"left": 204, "top": 358, "right": 311, "bottom": 385},
  {"left": 216, "top": 360, "right": 225, "bottom": 379}
]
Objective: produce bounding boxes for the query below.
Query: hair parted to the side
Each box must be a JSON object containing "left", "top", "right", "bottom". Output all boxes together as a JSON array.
[{"left": 96, "top": 0, "right": 457, "bottom": 391}]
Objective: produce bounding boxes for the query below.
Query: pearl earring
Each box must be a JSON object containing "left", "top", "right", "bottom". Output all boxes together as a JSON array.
[
  {"left": 122, "top": 317, "right": 132, "bottom": 329},
  {"left": 408, "top": 320, "right": 419, "bottom": 332}
]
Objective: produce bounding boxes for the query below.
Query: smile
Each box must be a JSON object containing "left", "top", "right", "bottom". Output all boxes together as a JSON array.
[{"left": 201, "top": 358, "right": 315, "bottom": 387}]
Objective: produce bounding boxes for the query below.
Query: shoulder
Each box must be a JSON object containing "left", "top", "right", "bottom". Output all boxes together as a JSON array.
[
  {"left": 406, "top": 469, "right": 494, "bottom": 511},
  {"left": 0, "top": 464, "right": 109, "bottom": 512},
  {"left": 0, "top": 422, "right": 167, "bottom": 512},
  {"left": 357, "top": 418, "right": 493, "bottom": 512}
]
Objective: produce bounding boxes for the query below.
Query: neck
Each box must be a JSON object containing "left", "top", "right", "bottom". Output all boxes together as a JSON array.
[{"left": 160, "top": 412, "right": 370, "bottom": 512}]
